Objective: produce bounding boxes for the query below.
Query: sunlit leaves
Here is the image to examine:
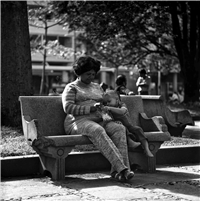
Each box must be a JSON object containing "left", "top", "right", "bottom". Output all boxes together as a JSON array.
[
  {"left": 51, "top": 1, "right": 176, "bottom": 69},
  {"left": 28, "top": 1, "right": 76, "bottom": 59}
]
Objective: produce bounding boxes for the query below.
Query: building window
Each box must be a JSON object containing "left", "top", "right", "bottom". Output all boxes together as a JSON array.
[
  {"left": 59, "top": 36, "right": 72, "bottom": 48},
  {"left": 44, "top": 35, "right": 58, "bottom": 43}
]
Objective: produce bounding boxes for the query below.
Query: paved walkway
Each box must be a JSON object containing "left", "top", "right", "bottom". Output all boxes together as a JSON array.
[
  {"left": 1, "top": 164, "right": 200, "bottom": 201},
  {"left": 1, "top": 121, "right": 200, "bottom": 201}
]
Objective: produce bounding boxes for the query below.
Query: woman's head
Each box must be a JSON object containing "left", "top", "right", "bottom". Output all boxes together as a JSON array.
[
  {"left": 139, "top": 69, "right": 147, "bottom": 77},
  {"left": 115, "top": 74, "right": 127, "bottom": 86},
  {"left": 73, "top": 56, "right": 101, "bottom": 76}
]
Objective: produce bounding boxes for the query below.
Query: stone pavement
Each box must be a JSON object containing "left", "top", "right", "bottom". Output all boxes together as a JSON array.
[
  {"left": 1, "top": 121, "right": 200, "bottom": 201},
  {"left": 1, "top": 164, "right": 200, "bottom": 201}
]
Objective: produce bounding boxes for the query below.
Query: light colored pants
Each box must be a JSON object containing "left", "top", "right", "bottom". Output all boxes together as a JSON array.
[{"left": 68, "top": 119, "right": 130, "bottom": 174}]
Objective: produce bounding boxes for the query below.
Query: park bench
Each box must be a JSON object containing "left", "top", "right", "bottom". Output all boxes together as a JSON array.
[
  {"left": 19, "top": 95, "right": 171, "bottom": 181},
  {"left": 141, "top": 95, "right": 194, "bottom": 137}
]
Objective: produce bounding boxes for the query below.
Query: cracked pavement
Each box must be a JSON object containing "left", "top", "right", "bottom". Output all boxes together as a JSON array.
[{"left": 1, "top": 164, "right": 200, "bottom": 201}]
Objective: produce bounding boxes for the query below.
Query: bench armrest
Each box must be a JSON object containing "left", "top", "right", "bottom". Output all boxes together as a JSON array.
[
  {"left": 164, "top": 107, "right": 193, "bottom": 127},
  {"left": 22, "top": 115, "right": 38, "bottom": 146},
  {"left": 139, "top": 113, "right": 168, "bottom": 132},
  {"left": 171, "top": 109, "right": 194, "bottom": 126}
]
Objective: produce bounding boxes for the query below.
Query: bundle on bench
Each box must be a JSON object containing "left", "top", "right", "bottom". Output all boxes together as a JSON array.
[{"left": 19, "top": 95, "right": 171, "bottom": 181}]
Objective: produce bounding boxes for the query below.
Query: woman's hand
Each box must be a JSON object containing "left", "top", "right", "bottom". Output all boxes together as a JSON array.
[
  {"left": 90, "top": 105, "right": 97, "bottom": 112},
  {"left": 94, "top": 102, "right": 102, "bottom": 109},
  {"left": 90, "top": 102, "right": 103, "bottom": 112}
]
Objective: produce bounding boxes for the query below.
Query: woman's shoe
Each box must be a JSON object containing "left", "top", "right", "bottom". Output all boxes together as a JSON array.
[
  {"left": 123, "top": 170, "right": 134, "bottom": 180},
  {"left": 111, "top": 171, "right": 126, "bottom": 182},
  {"left": 115, "top": 172, "right": 126, "bottom": 181},
  {"left": 111, "top": 171, "right": 118, "bottom": 179},
  {"left": 111, "top": 170, "right": 134, "bottom": 181}
]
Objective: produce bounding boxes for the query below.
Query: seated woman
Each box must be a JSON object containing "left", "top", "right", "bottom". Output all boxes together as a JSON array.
[
  {"left": 115, "top": 74, "right": 135, "bottom": 95},
  {"left": 62, "top": 55, "right": 134, "bottom": 181},
  {"left": 96, "top": 90, "right": 153, "bottom": 157}
]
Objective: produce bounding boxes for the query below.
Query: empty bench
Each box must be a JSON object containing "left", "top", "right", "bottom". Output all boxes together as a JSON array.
[
  {"left": 141, "top": 95, "right": 194, "bottom": 137},
  {"left": 19, "top": 95, "right": 171, "bottom": 181}
]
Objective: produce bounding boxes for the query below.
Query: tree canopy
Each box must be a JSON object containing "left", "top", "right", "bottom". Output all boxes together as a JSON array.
[
  {"left": 52, "top": 1, "right": 200, "bottom": 102},
  {"left": 53, "top": 1, "right": 176, "bottom": 66}
]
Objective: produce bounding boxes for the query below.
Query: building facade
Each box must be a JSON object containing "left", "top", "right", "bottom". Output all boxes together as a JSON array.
[{"left": 28, "top": 1, "right": 182, "bottom": 99}]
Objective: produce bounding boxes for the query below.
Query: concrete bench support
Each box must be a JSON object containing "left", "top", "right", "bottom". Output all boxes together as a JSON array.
[{"left": 39, "top": 147, "right": 73, "bottom": 181}]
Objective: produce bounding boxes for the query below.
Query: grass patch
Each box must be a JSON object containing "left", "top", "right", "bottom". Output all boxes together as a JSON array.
[
  {"left": 162, "top": 136, "right": 200, "bottom": 147},
  {"left": 1, "top": 126, "right": 200, "bottom": 157},
  {"left": 1, "top": 126, "right": 36, "bottom": 157}
]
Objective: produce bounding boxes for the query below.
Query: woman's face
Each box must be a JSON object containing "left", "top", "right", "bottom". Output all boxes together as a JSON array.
[{"left": 79, "top": 69, "right": 96, "bottom": 84}]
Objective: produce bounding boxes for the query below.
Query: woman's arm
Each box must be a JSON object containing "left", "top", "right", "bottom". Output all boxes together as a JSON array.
[
  {"left": 62, "top": 84, "right": 96, "bottom": 115},
  {"left": 136, "top": 77, "right": 142, "bottom": 87}
]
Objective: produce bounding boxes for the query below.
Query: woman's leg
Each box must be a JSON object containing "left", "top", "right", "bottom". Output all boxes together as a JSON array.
[
  {"left": 69, "top": 119, "right": 128, "bottom": 174},
  {"left": 104, "top": 121, "right": 131, "bottom": 172}
]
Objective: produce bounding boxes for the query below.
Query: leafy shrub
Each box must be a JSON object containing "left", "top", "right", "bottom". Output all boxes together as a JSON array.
[{"left": 1, "top": 126, "right": 36, "bottom": 157}]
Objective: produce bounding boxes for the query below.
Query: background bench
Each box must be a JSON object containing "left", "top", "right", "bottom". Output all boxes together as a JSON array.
[
  {"left": 141, "top": 95, "right": 194, "bottom": 137},
  {"left": 19, "top": 95, "right": 170, "bottom": 181}
]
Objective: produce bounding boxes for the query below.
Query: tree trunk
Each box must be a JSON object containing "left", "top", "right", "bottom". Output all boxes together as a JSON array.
[
  {"left": 182, "top": 63, "right": 200, "bottom": 103},
  {"left": 170, "top": 2, "right": 200, "bottom": 103},
  {"left": 2, "top": 1, "right": 33, "bottom": 127}
]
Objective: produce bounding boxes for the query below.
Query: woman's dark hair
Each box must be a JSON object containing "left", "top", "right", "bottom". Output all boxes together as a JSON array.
[
  {"left": 73, "top": 56, "right": 101, "bottom": 76},
  {"left": 115, "top": 74, "right": 127, "bottom": 86},
  {"left": 139, "top": 69, "right": 147, "bottom": 75}
]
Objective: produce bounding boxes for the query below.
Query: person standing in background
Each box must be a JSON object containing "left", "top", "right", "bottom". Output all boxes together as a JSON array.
[{"left": 136, "top": 69, "right": 151, "bottom": 95}]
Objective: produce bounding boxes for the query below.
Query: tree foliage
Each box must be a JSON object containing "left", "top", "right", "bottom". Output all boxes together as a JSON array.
[
  {"left": 28, "top": 1, "right": 74, "bottom": 94},
  {"left": 52, "top": 1, "right": 200, "bottom": 102},
  {"left": 53, "top": 1, "right": 176, "bottom": 66}
]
